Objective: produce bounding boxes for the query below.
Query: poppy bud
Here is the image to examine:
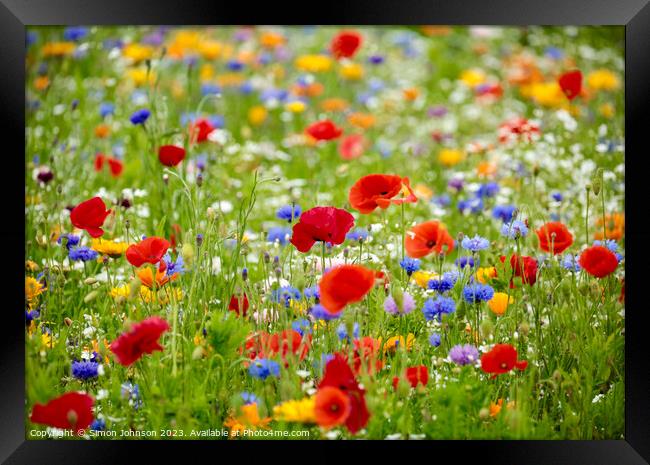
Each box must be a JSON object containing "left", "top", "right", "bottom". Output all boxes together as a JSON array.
[
  {"left": 64, "top": 317, "right": 73, "bottom": 326},
  {"left": 207, "top": 207, "right": 216, "bottom": 219},
  {"left": 182, "top": 243, "right": 194, "bottom": 265},
  {"left": 518, "top": 322, "right": 530, "bottom": 336},
  {"left": 192, "top": 345, "right": 205, "bottom": 360},
  {"left": 84, "top": 277, "right": 97, "bottom": 285},
  {"left": 457, "top": 232, "right": 464, "bottom": 241},
  {"left": 552, "top": 370, "right": 562, "bottom": 382},
  {"left": 479, "top": 408, "right": 490, "bottom": 420},
  {"left": 591, "top": 169, "right": 603, "bottom": 195},
  {"left": 56, "top": 184, "right": 63, "bottom": 195},
  {"left": 343, "top": 247, "right": 350, "bottom": 258},
  {"left": 84, "top": 291, "right": 99, "bottom": 303}
]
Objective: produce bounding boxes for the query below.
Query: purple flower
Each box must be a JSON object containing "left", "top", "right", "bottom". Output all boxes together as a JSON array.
[
  {"left": 449, "top": 344, "right": 479, "bottom": 366},
  {"left": 384, "top": 292, "right": 416, "bottom": 315}
]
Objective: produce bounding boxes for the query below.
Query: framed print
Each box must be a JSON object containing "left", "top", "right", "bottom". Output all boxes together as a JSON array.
[{"left": 3, "top": 0, "right": 650, "bottom": 463}]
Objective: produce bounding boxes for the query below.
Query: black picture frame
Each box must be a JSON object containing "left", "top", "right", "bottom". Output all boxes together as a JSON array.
[{"left": 4, "top": 1, "right": 649, "bottom": 463}]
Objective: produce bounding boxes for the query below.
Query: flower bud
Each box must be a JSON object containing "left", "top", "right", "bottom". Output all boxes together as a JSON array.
[
  {"left": 84, "top": 291, "right": 99, "bottom": 303},
  {"left": 64, "top": 317, "right": 73, "bottom": 326},
  {"left": 163, "top": 174, "right": 169, "bottom": 185},
  {"left": 479, "top": 408, "right": 490, "bottom": 420},
  {"left": 84, "top": 277, "right": 98, "bottom": 285}
]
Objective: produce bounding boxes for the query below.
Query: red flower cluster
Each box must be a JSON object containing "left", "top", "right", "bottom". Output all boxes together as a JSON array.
[
  {"left": 536, "top": 222, "right": 573, "bottom": 255},
  {"left": 316, "top": 354, "right": 370, "bottom": 433},
  {"left": 228, "top": 293, "right": 250, "bottom": 317},
  {"left": 499, "top": 254, "right": 538, "bottom": 287},
  {"left": 349, "top": 174, "right": 417, "bottom": 214},
  {"left": 330, "top": 30, "right": 362, "bottom": 59},
  {"left": 319, "top": 264, "right": 376, "bottom": 315},
  {"left": 498, "top": 117, "right": 540, "bottom": 144},
  {"left": 338, "top": 134, "right": 366, "bottom": 160},
  {"left": 242, "top": 330, "right": 311, "bottom": 366},
  {"left": 110, "top": 317, "right": 171, "bottom": 366},
  {"left": 189, "top": 118, "right": 215, "bottom": 144},
  {"left": 558, "top": 70, "right": 582, "bottom": 100},
  {"left": 30, "top": 392, "right": 94, "bottom": 431},
  {"left": 351, "top": 336, "right": 383, "bottom": 375},
  {"left": 126, "top": 237, "right": 171, "bottom": 267},
  {"left": 305, "top": 120, "right": 343, "bottom": 141},
  {"left": 392, "top": 365, "right": 429, "bottom": 390},
  {"left": 579, "top": 245, "right": 618, "bottom": 278},
  {"left": 481, "top": 343, "right": 528, "bottom": 378},
  {"left": 70, "top": 197, "right": 112, "bottom": 238},
  {"left": 94, "top": 153, "right": 123, "bottom": 177},
  {"left": 290, "top": 206, "right": 354, "bottom": 253},
  {"left": 405, "top": 220, "right": 455, "bottom": 258},
  {"left": 158, "top": 145, "right": 186, "bottom": 167}
]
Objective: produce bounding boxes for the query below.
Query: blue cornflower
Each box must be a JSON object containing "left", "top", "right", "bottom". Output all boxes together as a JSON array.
[
  {"left": 422, "top": 296, "right": 456, "bottom": 322},
  {"left": 292, "top": 318, "right": 312, "bottom": 336},
  {"left": 449, "top": 344, "right": 479, "bottom": 366},
  {"left": 90, "top": 418, "right": 106, "bottom": 431},
  {"left": 456, "top": 256, "right": 479, "bottom": 269},
  {"left": 399, "top": 257, "right": 421, "bottom": 275},
  {"left": 463, "top": 284, "right": 495, "bottom": 303},
  {"left": 551, "top": 192, "right": 563, "bottom": 202},
  {"left": 241, "top": 392, "right": 259, "bottom": 405},
  {"left": 461, "top": 235, "right": 490, "bottom": 252},
  {"left": 69, "top": 246, "right": 98, "bottom": 262},
  {"left": 310, "top": 304, "right": 340, "bottom": 321},
  {"left": 433, "top": 194, "right": 451, "bottom": 207},
  {"left": 429, "top": 333, "right": 442, "bottom": 347},
  {"left": 201, "top": 83, "right": 222, "bottom": 96},
  {"left": 99, "top": 102, "right": 114, "bottom": 118},
  {"left": 130, "top": 108, "right": 151, "bottom": 125},
  {"left": 248, "top": 359, "right": 280, "bottom": 380},
  {"left": 260, "top": 88, "right": 288, "bottom": 104},
  {"left": 227, "top": 60, "right": 244, "bottom": 71},
  {"left": 458, "top": 197, "right": 483, "bottom": 215},
  {"left": 492, "top": 204, "right": 517, "bottom": 223},
  {"left": 562, "top": 254, "right": 582, "bottom": 272},
  {"left": 368, "top": 55, "right": 384, "bottom": 65},
  {"left": 448, "top": 178, "right": 464, "bottom": 192},
  {"left": 276, "top": 204, "right": 301, "bottom": 222},
  {"left": 271, "top": 286, "right": 301, "bottom": 307},
  {"left": 336, "top": 322, "right": 360, "bottom": 342},
  {"left": 267, "top": 226, "right": 291, "bottom": 245},
  {"left": 239, "top": 81, "right": 254, "bottom": 95},
  {"left": 501, "top": 220, "right": 529, "bottom": 239},
  {"left": 121, "top": 382, "right": 143, "bottom": 409},
  {"left": 428, "top": 271, "right": 459, "bottom": 293},
  {"left": 71, "top": 360, "right": 99, "bottom": 380},
  {"left": 63, "top": 26, "right": 89, "bottom": 42},
  {"left": 593, "top": 240, "right": 618, "bottom": 253},
  {"left": 304, "top": 286, "right": 320, "bottom": 300},
  {"left": 57, "top": 233, "right": 80, "bottom": 250},
  {"left": 544, "top": 46, "right": 564, "bottom": 60},
  {"left": 346, "top": 228, "right": 369, "bottom": 242},
  {"left": 476, "top": 182, "right": 499, "bottom": 198},
  {"left": 25, "top": 309, "right": 40, "bottom": 325},
  {"left": 163, "top": 253, "right": 186, "bottom": 276}
]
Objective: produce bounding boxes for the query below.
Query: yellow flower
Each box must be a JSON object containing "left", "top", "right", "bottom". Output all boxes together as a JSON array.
[
  {"left": 438, "top": 149, "right": 465, "bottom": 167},
  {"left": 459, "top": 68, "right": 486, "bottom": 88},
  {"left": 110, "top": 285, "right": 182, "bottom": 304},
  {"left": 339, "top": 62, "right": 364, "bottom": 80},
  {"left": 42, "top": 42, "right": 75, "bottom": 58},
  {"left": 216, "top": 72, "right": 245, "bottom": 87},
  {"left": 122, "top": 43, "right": 154, "bottom": 63},
  {"left": 127, "top": 68, "right": 155, "bottom": 86},
  {"left": 488, "top": 292, "right": 513, "bottom": 316},
  {"left": 289, "top": 299, "right": 308, "bottom": 316},
  {"left": 224, "top": 403, "right": 271, "bottom": 435},
  {"left": 476, "top": 267, "right": 497, "bottom": 284},
  {"left": 599, "top": 103, "right": 615, "bottom": 118},
  {"left": 199, "top": 64, "right": 215, "bottom": 81},
  {"left": 285, "top": 100, "right": 306, "bottom": 113},
  {"left": 197, "top": 40, "right": 222, "bottom": 60},
  {"left": 273, "top": 397, "right": 316, "bottom": 423},
  {"left": 383, "top": 333, "right": 415, "bottom": 354},
  {"left": 528, "top": 81, "right": 566, "bottom": 107},
  {"left": 91, "top": 238, "right": 130, "bottom": 258},
  {"left": 26, "top": 277, "right": 45, "bottom": 305},
  {"left": 260, "top": 31, "right": 285, "bottom": 49},
  {"left": 587, "top": 69, "right": 620, "bottom": 91},
  {"left": 295, "top": 54, "right": 332, "bottom": 73},
  {"left": 411, "top": 270, "right": 437, "bottom": 288},
  {"left": 25, "top": 260, "right": 39, "bottom": 272},
  {"left": 413, "top": 184, "right": 434, "bottom": 201}
]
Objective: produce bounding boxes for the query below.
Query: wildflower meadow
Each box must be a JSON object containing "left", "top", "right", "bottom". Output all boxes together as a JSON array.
[{"left": 25, "top": 26, "right": 625, "bottom": 440}]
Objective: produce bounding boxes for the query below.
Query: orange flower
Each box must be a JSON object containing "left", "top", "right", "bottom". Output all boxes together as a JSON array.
[
  {"left": 347, "top": 112, "right": 375, "bottom": 129},
  {"left": 314, "top": 386, "right": 352, "bottom": 428},
  {"left": 405, "top": 221, "right": 455, "bottom": 258},
  {"left": 594, "top": 213, "right": 624, "bottom": 240},
  {"left": 94, "top": 124, "right": 110, "bottom": 139},
  {"left": 348, "top": 174, "right": 417, "bottom": 214},
  {"left": 403, "top": 87, "right": 419, "bottom": 101},
  {"left": 136, "top": 262, "right": 177, "bottom": 289},
  {"left": 319, "top": 265, "right": 375, "bottom": 315},
  {"left": 321, "top": 98, "right": 349, "bottom": 112}
]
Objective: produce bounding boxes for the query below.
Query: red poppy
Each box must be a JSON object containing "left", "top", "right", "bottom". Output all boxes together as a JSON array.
[
  {"left": 268, "top": 329, "right": 311, "bottom": 364},
  {"left": 70, "top": 197, "right": 112, "bottom": 238},
  {"left": 30, "top": 392, "right": 94, "bottom": 431},
  {"left": 158, "top": 145, "right": 186, "bottom": 167},
  {"left": 125, "top": 237, "right": 171, "bottom": 267},
  {"left": 189, "top": 118, "right": 215, "bottom": 144},
  {"left": 558, "top": 70, "right": 582, "bottom": 100},
  {"left": 536, "top": 222, "right": 573, "bottom": 255},
  {"left": 480, "top": 343, "right": 528, "bottom": 378},
  {"left": 305, "top": 120, "right": 343, "bottom": 141},
  {"left": 349, "top": 174, "right": 417, "bottom": 214},
  {"left": 405, "top": 220, "right": 455, "bottom": 258},
  {"left": 330, "top": 30, "right": 362, "bottom": 59},
  {"left": 319, "top": 264, "right": 376, "bottom": 315},
  {"left": 290, "top": 206, "right": 354, "bottom": 253},
  {"left": 393, "top": 365, "right": 429, "bottom": 390},
  {"left": 318, "top": 353, "right": 370, "bottom": 434},
  {"left": 579, "top": 245, "right": 618, "bottom": 278},
  {"left": 94, "top": 153, "right": 105, "bottom": 171},
  {"left": 107, "top": 157, "right": 123, "bottom": 177},
  {"left": 351, "top": 336, "right": 383, "bottom": 375},
  {"left": 314, "top": 386, "right": 352, "bottom": 428},
  {"left": 499, "top": 254, "right": 538, "bottom": 287},
  {"left": 109, "top": 316, "right": 170, "bottom": 366},
  {"left": 229, "top": 293, "right": 249, "bottom": 317},
  {"left": 338, "top": 134, "right": 366, "bottom": 160}
]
